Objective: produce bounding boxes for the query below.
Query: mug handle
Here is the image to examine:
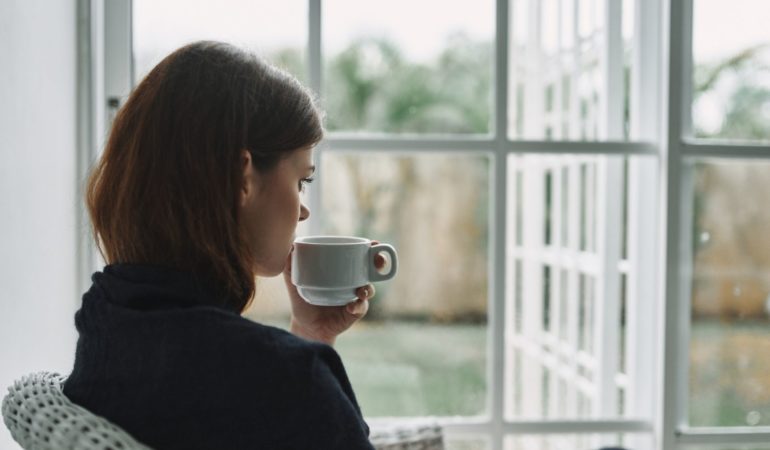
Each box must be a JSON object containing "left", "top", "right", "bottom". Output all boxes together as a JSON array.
[{"left": 368, "top": 244, "right": 398, "bottom": 282}]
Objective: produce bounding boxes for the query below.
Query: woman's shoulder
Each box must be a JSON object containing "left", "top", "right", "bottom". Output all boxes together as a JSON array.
[{"left": 221, "top": 315, "right": 341, "bottom": 366}]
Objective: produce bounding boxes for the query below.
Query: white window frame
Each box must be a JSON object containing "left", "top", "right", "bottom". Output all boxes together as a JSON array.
[
  {"left": 79, "top": 0, "right": 770, "bottom": 448},
  {"left": 661, "top": 0, "right": 770, "bottom": 448}
]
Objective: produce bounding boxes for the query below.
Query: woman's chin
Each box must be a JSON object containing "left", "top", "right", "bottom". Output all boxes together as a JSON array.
[{"left": 253, "top": 262, "right": 286, "bottom": 278}]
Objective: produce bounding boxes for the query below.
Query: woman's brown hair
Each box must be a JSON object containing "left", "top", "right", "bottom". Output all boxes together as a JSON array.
[{"left": 87, "top": 41, "right": 323, "bottom": 313}]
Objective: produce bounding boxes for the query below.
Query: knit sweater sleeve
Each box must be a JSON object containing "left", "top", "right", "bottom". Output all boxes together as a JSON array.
[{"left": 280, "top": 342, "right": 373, "bottom": 450}]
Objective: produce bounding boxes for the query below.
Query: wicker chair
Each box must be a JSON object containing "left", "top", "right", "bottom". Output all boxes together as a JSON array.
[
  {"left": 2, "top": 372, "right": 151, "bottom": 449},
  {"left": 3, "top": 372, "right": 443, "bottom": 450}
]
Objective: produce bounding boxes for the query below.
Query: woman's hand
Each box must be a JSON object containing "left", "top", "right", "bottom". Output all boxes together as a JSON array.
[{"left": 283, "top": 242, "right": 385, "bottom": 346}]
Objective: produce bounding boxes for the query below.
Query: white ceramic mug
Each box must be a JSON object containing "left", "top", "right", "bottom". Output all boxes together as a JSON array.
[{"left": 291, "top": 236, "right": 398, "bottom": 306}]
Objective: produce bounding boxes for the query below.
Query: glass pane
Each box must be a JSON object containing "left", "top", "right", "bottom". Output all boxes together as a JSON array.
[
  {"left": 322, "top": 152, "right": 490, "bottom": 417},
  {"left": 506, "top": 154, "right": 644, "bottom": 420},
  {"left": 508, "top": 0, "right": 634, "bottom": 140},
  {"left": 514, "top": 260, "right": 524, "bottom": 333},
  {"left": 619, "top": 273, "right": 628, "bottom": 375},
  {"left": 578, "top": 273, "right": 595, "bottom": 354},
  {"left": 558, "top": 268, "right": 569, "bottom": 341},
  {"left": 621, "top": 158, "right": 630, "bottom": 259},
  {"left": 689, "top": 159, "right": 770, "bottom": 427},
  {"left": 692, "top": 0, "right": 770, "bottom": 142},
  {"left": 132, "top": 0, "right": 306, "bottom": 82},
  {"left": 543, "top": 265, "right": 552, "bottom": 333},
  {"left": 323, "top": 0, "right": 494, "bottom": 134},
  {"left": 504, "top": 433, "right": 653, "bottom": 450}
]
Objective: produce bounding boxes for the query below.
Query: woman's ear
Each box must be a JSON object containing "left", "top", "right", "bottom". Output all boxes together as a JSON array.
[{"left": 240, "top": 150, "right": 255, "bottom": 208}]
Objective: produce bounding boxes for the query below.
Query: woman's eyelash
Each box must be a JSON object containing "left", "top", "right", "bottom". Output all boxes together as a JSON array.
[{"left": 299, "top": 177, "right": 314, "bottom": 191}]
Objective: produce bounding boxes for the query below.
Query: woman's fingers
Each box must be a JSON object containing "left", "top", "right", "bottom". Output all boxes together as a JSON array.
[
  {"left": 346, "top": 298, "right": 369, "bottom": 317},
  {"left": 348, "top": 284, "right": 375, "bottom": 316},
  {"left": 374, "top": 253, "right": 387, "bottom": 269},
  {"left": 355, "top": 284, "right": 375, "bottom": 300},
  {"left": 370, "top": 240, "right": 387, "bottom": 270}
]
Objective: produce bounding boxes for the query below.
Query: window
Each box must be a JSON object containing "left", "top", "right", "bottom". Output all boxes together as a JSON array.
[
  {"left": 133, "top": 0, "right": 307, "bottom": 82},
  {"left": 668, "top": 0, "right": 770, "bottom": 449},
  {"left": 91, "top": 0, "right": 770, "bottom": 448}
]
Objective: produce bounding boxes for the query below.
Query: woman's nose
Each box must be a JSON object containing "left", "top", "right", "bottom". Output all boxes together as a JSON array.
[{"left": 299, "top": 203, "right": 310, "bottom": 222}]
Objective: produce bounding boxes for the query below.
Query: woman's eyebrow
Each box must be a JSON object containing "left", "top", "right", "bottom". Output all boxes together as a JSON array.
[{"left": 308, "top": 165, "right": 316, "bottom": 175}]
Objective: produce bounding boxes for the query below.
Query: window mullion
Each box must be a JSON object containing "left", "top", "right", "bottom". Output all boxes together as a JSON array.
[
  {"left": 491, "top": 0, "right": 510, "bottom": 448},
  {"left": 569, "top": 0, "right": 580, "bottom": 140},
  {"left": 631, "top": 0, "right": 662, "bottom": 142},
  {"left": 307, "top": 0, "right": 322, "bottom": 237},
  {"left": 104, "top": 0, "right": 133, "bottom": 119},
  {"left": 324, "top": 137, "right": 657, "bottom": 155},
  {"left": 520, "top": 158, "right": 545, "bottom": 419},
  {"left": 661, "top": 0, "right": 694, "bottom": 449},
  {"left": 524, "top": 1, "right": 544, "bottom": 139},
  {"left": 494, "top": 0, "right": 509, "bottom": 145},
  {"left": 307, "top": 0, "right": 322, "bottom": 96},
  {"left": 600, "top": 0, "right": 624, "bottom": 140},
  {"left": 77, "top": 0, "right": 97, "bottom": 308},
  {"left": 593, "top": 156, "right": 623, "bottom": 427},
  {"left": 680, "top": 141, "right": 770, "bottom": 159},
  {"left": 96, "top": 0, "right": 132, "bottom": 272},
  {"left": 490, "top": 150, "right": 508, "bottom": 450},
  {"left": 505, "top": 418, "right": 651, "bottom": 433},
  {"left": 678, "top": 428, "right": 770, "bottom": 445},
  {"left": 591, "top": 0, "right": 625, "bottom": 438},
  {"left": 566, "top": 160, "right": 581, "bottom": 416},
  {"left": 626, "top": 0, "right": 662, "bottom": 445},
  {"left": 626, "top": 155, "right": 659, "bottom": 423}
]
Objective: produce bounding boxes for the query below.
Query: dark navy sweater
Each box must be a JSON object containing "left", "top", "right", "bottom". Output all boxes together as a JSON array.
[{"left": 63, "top": 264, "right": 373, "bottom": 450}]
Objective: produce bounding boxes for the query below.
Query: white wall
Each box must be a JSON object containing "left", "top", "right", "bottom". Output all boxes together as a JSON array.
[{"left": 0, "top": 0, "right": 79, "bottom": 447}]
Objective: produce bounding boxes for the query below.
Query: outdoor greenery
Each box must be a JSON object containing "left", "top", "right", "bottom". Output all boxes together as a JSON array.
[
  {"left": 690, "top": 321, "right": 770, "bottom": 427},
  {"left": 324, "top": 34, "right": 492, "bottom": 134},
  {"left": 693, "top": 43, "right": 770, "bottom": 141},
  {"left": 335, "top": 322, "right": 487, "bottom": 417}
]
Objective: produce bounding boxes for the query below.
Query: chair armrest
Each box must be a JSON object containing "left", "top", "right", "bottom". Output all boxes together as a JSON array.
[{"left": 369, "top": 419, "right": 444, "bottom": 450}]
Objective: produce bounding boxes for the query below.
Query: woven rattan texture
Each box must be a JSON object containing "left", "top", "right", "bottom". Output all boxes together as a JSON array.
[
  {"left": 369, "top": 422, "right": 444, "bottom": 450},
  {"left": 2, "top": 372, "right": 151, "bottom": 450}
]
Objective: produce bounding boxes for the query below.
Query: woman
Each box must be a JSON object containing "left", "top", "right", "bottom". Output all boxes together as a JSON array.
[{"left": 63, "top": 41, "right": 376, "bottom": 449}]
